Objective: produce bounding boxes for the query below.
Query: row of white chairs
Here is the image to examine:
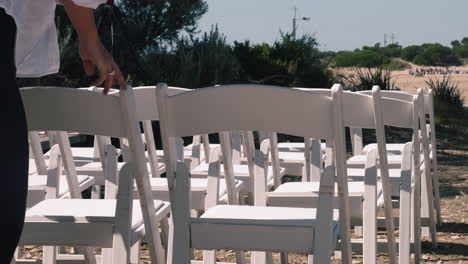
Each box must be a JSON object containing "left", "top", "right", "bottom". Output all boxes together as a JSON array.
[{"left": 13, "top": 83, "right": 439, "bottom": 264}]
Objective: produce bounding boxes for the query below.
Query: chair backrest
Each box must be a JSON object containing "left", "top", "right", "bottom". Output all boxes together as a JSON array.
[
  {"left": 20, "top": 86, "right": 162, "bottom": 261},
  {"left": 109, "top": 86, "right": 205, "bottom": 172},
  {"left": 294, "top": 87, "right": 417, "bottom": 172},
  {"left": 296, "top": 88, "right": 416, "bottom": 129},
  {"left": 156, "top": 82, "right": 352, "bottom": 261},
  {"left": 359, "top": 90, "right": 414, "bottom": 102}
]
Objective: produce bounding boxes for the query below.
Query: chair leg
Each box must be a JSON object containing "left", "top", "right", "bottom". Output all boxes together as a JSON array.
[
  {"left": 75, "top": 247, "right": 96, "bottom": 264},
  {"left": 235, "top": 251, "right": 245, "bottom": 264},
  {"left": 166, "top": 217, "right": 175, "bottom": 264},
  {"left": 152, "top": 226, "right": 166, "bottom": 264},
  {"left": 203, "top": 250, "right": 216, "bottom": 264},
  {"left": 363, "top": 165, "right": 377, "bottom": 264},
  {"left": 101, "top": 248, "right": 113, "bottom": 264},
  {"left": 413, "top": 175, "right": 422, "bottom": 264},
  {"left": 422, "top": 169, "right": 438, "bottom": 248},
  {"left": 432, "top": 170, "right": 442, "bottom": 225},
  {"left": 130, "top": 242, "right": 141, "bottom": 264},
  {"left": 91, "top": 185, "right": 101, "bottom": 199},
  {"left": 399, "top": 173, "right": 412, "bottom": 264},
  {"left": 160, "top": 217, "right": 170, "bottom": 253},
  {"left": 43, "top": 246, "right": 57, "bottom": 264},
  {"left": 170, "top": 163, "right": 192, "bottom": 264},
  {"left": 279, "top": 252, "right": 288, "bottom": 264},
  {"left": 251, "top": 251, "right": 266, "bottom": 264},
  {"left": 265, "top": 252, "right": 273, "bottom": 264}
]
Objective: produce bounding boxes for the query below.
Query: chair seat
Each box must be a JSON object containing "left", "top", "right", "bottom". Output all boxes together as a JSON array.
[
  {"left": 148, "top": 177, "right": 230, "bottom": 192},
  {"left": 154, "top": 149, "right": 197, "bottom": 160},
  {"left": 278, "top": 152, "right": 307, "bottom": 176},
  {"left": 28, "top": 175, "right": 95, "bottom": 198},
  {"left": 191, "top": 163, "right": 285, "bottom": 192},
  {"left": 268, "top": 182, "right": 367, "bottom": 225},
  {"left": 273, "top": 181, "right": 368, "bottom": 196},
  {"left": 361, "top": 143, "right": 405, "bottom": 155},
  {"left": 277, "top": 142, "right": 327, "bottom": 153},
  {"left": 152, "top": 150, "right": 201, "bottom": 168},
  {"left": 347, "top": 168, "right": 406, "bottom": 196},
  {"left": 141, "top": 178, "right": 244, "bottom": 210},
  {"left": 184, "top": 143, "right": 219, "bottom": 151},
  {"left": 77, "top": 162, "right": 166, "bottom": 184},
  {"left": 191, "top": 205, "right": 339, "bottom": 253},
  {"left": 200, "top": 205, "right": 339, "bottom": 225},
  {"left": 28, "top": 159, "right": 45, "bottom": 175},
  {"left": 240, "top": 152, "right": 304, "bottom": 176},
  {"left": 25, "top": 199, "right": 165, "bottom": 226},
  {"left": 192, "top": 163, "right": 285, "bottom": 178},
  {"left": 347, "top": 154, "right": 403, "bottom": 168},
  {"left": 346, "top": 168, "right": 403, "bottom": 181},
  {"left": 278, "top": 151, "right": 306, "bottom": 163},
  {"left": 46, "top": 147, "right": 98, "bottom": 166},
  {"left": 21, "top": 199, "right": 170, "bottom": 247},
  {"left": 240, "top": 151, "right": 306, "bottom": 163}
]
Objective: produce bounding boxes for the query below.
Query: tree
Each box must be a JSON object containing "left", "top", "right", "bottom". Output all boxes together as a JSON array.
[
  {"left": 461, "top": 37, "right": 468, "bottom": 46},
  {"left": 400, "top": 45, "right": 422, "bottom": 61},
  {"left": 233, "top": 33, "right": 333, "bottom": 87},
  {"left": 413, "top": 44, "right": 461, "bottom": 66},
  {"left": 381, "top": 43, "right": 402, "bottom": 58},
  {"left": 42, "top": 0, "right": 208, "bottom": 87},
  {"left": 334, "top": 49, "right": 389, "bottom": 68},
  {"left": 270, "top": 33, "right": 333, "bottom": 87},
  {"left": 451, "top": 40, "right": 461, "bottom": 48},
  {"left": 157, "top": 25, "right": 240, "bottom": 88}
]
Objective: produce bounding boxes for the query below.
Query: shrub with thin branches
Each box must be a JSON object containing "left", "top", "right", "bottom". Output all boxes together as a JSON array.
[
  {"left": 425, "top": 75, "right": 465, "bottom": 124},
  {"left": 340, "top": 66, "right": 396, "bottom": 91}
]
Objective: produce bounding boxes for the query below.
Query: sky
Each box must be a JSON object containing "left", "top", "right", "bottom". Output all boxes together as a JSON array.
[{"left": 197, "top": 0, "right": 468, "bottom": 51}]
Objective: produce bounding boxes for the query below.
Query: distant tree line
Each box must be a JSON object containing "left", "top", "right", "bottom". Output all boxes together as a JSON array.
[{"left": 332, "top": 39, "right": 468, "bottom": 69}]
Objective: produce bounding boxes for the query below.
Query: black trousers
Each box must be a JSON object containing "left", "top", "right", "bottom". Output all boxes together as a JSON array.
[{"left": 0, "top": 8, "right": 29, "bottom": 262}]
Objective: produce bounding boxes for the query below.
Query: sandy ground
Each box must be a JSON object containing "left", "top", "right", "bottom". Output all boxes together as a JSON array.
[
  {"left": 392, "top": 66, "right": 468, "bottom": 103},
  {"left": 334, "top": 65, "right": 468, "bottom": 103}
]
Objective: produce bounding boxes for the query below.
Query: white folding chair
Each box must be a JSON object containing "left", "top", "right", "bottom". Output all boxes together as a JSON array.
[
  {"left": 353, "top": 89, "right": 438, "bottom": 249},
  {"left": 26, "top": 131, "right": 96, "bottom": 208},
  {"left": 157, "top": 83, "right": 353, "bottom": 264},
  {"left": 190, "top": 130, "right": 287, "bottom": 201},
  {"left": 18, "top": 86, "right": 169, "bottom": 264},
  {"left": 426, "top": 89, "right": 442, "bottom": 225},
  {"left": 127, "top": 86, "right": 245, "bottom": 212}
]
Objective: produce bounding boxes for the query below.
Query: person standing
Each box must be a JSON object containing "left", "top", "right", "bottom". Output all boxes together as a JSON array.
[{"left": 1, "top": 0, "right": 125, "bottom": 262}]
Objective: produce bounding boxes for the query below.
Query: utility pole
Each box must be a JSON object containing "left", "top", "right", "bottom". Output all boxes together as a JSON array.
[
  {"left": 292, "top": 5, "right": 310, "bottom": 40},
  {"left": 391, "top": 32, "right": 395, "bottom": 44},
  {"left": 292, "top": 6, "right": 298, "bottom": 39},
  {"left": 384, "top": 33, "right": 387, "bottom": 47}
]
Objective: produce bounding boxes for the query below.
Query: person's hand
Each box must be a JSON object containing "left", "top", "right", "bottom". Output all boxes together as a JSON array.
[{"left": 79, "top": 39, "right": 125, "bottom": 94}]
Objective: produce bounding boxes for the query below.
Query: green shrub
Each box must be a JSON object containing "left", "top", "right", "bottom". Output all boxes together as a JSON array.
[
  {"left": 341, "top": 66, "right": 396, "bottom": 91},
  {"left": 384, "top": 59, "right": 410, "bottom": 71},
  {"left": 413, "top": 44, "right": 461, "bottom": 66},
  {"left": 425, "top": 75, "right": 464, "bottom": 124},
  {"left": 334, "top": 49, "right": 390, "bottom": 68},
  {"left": 233, "top": 33, "right": 334, "bottom": 87},
  {"left": 400, "top": 45, "right": 422, "bottom": 61}
]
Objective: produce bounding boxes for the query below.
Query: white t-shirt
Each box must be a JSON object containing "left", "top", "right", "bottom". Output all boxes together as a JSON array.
[{"left": 0, "top": 0, "right": 105, "bottom": 77}]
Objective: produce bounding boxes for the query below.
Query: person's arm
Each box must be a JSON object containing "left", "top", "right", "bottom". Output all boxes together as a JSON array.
[{"left": 62, "top": 0, "right": 125, "bottom": 93}]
